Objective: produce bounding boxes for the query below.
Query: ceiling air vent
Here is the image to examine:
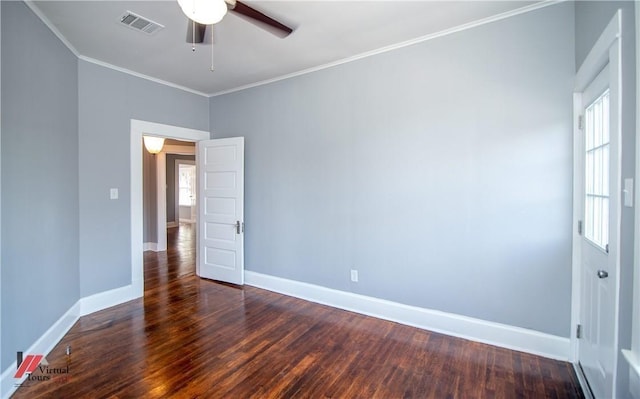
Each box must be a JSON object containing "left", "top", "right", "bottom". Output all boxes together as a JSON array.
[{"left": 119, "top": 11, "right": 164, "bottom": 35}]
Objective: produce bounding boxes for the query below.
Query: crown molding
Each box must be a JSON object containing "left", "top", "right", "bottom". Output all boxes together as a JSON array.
[
  {"left": 24, "top": 1, "right": 80, "bottom": 57},
  {"left": 77, "top": 55, "right": 209, "bottom": 97},
  {"left": 24, "top": 0, "right": 563, "bottom": 100},
  {"left": 23, "top": 1, "right": 209, "bottom": 98},
  {"left": 209, "top": 0, "right": 563, "bottom": 97}
]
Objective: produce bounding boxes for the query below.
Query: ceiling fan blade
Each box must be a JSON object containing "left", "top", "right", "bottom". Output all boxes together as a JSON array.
[
  {"left": 230, "top": 1, "right": 293, "bottom": 38},
  {"left": 186, "top": 19, "right": 207, "bottom": 44}
]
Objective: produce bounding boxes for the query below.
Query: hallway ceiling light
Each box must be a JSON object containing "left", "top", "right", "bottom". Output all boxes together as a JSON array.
[{"left": 144, "top": 136, "right": 165, "bottom": 154}]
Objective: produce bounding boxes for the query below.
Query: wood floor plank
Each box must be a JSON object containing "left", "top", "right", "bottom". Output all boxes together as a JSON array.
[{"left": 12, "top": 224, "right": 584, "bottom": 398}]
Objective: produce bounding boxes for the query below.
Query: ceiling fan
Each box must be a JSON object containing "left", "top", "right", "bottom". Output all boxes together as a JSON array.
[{"left": 179, "top": 0, "right": 294, "bottom": 44}]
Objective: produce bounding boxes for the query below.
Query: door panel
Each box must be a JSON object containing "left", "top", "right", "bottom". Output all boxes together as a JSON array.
[
  {"left": 578, "top": 65, "right": 618, "bottom": 399},
  {"left": 197, "top": 137, "right": 244, "bottom": 285}
]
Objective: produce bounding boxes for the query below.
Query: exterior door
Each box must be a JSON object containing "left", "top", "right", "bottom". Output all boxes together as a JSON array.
[
  {"left": 197, "top": 137, "right": 245, "bottom": 285},
  {"left": 578, "top": 65, "right": 619, "bottom": 399}
]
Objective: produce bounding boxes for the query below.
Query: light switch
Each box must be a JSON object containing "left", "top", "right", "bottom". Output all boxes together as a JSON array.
[
  {"left": 624, "top": 178, "right": 633, "bottom": 207},
  {"left": 110, "top": 188, "right": 119, "bottom": 200}
]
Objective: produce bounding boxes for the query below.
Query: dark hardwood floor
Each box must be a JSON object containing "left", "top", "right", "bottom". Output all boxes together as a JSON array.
[{"left": 14, "top": 224, "right": 584, "bottom": 398}]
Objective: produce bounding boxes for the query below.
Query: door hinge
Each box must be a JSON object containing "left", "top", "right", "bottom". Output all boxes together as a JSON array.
[
  {"left": 576, "top": 324, "right": 582, "bottom": 339},
  {"left": 241, "top": 222, "right": 244, "bottom": 233},
  {"left": 578, "top": 115, "right": 584, "bottom": 130},
  {"left": 605, "top": 243, "right": 609, "bottom": 253},
  {"left": 578, "top": 220, "right": 583, "bottom": 236}
]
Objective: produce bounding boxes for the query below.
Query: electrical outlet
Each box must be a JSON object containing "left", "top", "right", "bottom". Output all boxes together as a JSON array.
[
  {"left": 110, "top": 188, "right": 119, "bottom": 200},
  {"left": 350, "top": 269, "right": 358, "bottom": 282}
]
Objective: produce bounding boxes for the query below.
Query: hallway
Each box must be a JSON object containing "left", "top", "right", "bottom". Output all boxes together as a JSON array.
[{"left": 144, "top": 223, "right": 196, "bottom": 289}]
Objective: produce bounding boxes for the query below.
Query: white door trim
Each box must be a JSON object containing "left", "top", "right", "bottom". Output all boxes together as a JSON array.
[
  {"left": 622, "top": 0, "right": 640, "bottom": 385},
  {"left": 633, "top": 0, "right": 640, "bottom": 372},
  {"left": 574, "top": 11, "right": 621, "bottom": 92},
  {"left": 130, "top": 119, "right": 209, "bottom": 297},
  {"left": 570, "top": 9, "right": 622, "bottom": 397},
  {"left": 571, "top": 91, "right": 584, "bottom": 363}
]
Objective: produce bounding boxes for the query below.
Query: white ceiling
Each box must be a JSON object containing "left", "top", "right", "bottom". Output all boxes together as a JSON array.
[{"left": 31, "top": 1, "right": 541, "bottom": 96}]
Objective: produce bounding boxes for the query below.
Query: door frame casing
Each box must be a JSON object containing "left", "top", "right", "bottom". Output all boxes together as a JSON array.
[
  {"left": 130, "top": 119, "right": 209, "bottom": 296},
  {"left": 570, "top": 10, "right": 622, "bottom": 397},
  {"left": 629, "top": 0, "right": 640, "bottom": 385}
]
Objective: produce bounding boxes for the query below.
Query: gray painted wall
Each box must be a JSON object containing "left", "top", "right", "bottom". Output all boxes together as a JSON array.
[
  {"left": 1, "top": 1, "right": 79, "bottom": 370},
  {"left": 575, "top": 2, "right": 636, "bottom": 396},
  {"left": 78, "top": 60, "right": 209, "bottom": 297},
  {"left": 210, "top": 3, "right": 575, "bottom": 337},
  {"left": 166, "top": 154, "right": 195, "bottom": 223},
  {"left": 1, "top": 0, "right": 3, "bottom": 372},
  {"left": 143, "top": 148, "right": 157, "bottom": 243}
]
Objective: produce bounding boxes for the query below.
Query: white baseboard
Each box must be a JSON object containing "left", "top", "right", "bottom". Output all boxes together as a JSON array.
[
  {"left": 143, "top": 242, "right": 158, "bottom": 252},
  {"left": 145, "top": 242, "right": 167, "bottom": 252},
  {"left": 624, "top": 349, "right": 640, "bottom": 398},
  {"left": 630, "top": 363, "right": 640, "bottom": 399},
  {"left": 1, "top": 284, "right": 142, "bottom": 399},
  {"left": 1, "top": 302, "right": 80, "bottom": 399},
  {"left": 178, "top": 218, "right": 195, "bottom": 224},
  {"left": 79, "top": 284, "right": 139, "bottom": 316},
  {"left": 245, "top": 271, "right": 571, "bottom": 361},
  {"left": 167, "top": 221, "right": 178, "bottom": 228},
  {"left": 624, "top": 350, "right": 640, "bottom": 380}
]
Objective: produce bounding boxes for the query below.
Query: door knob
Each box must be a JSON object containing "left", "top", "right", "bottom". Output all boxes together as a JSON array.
[
  {"left": 597, "top": 270, "right": 609, "bottom": 279},
  {"left": 235, "top": 221, "right": 240, "bottom": 234}
]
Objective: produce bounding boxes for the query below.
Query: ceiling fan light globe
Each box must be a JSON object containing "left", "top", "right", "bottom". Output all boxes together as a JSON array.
[{"left": 178, "top": 0, "right": 228, "bottom": 25}]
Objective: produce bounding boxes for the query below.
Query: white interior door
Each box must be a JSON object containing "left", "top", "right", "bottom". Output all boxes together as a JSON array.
[
  {"left": 578, "top": 64, "right": 619, "bottom": 399},
  {"left": 197, "top": 137, "right": 244, "bottom": 285}
]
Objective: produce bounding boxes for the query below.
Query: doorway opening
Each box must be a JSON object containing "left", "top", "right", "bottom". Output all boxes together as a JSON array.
[
  {"left": 142, "top": 137, "right": 196, "bottom": 251},
  {"left": 160, "top": 141, "right": 197, "bottom": 250},
  {"left": 130, "top": 119, "right": 209, "bottom": 297},
  {"left": 142, "top": 138, "right": 199, "bottom": 283}
]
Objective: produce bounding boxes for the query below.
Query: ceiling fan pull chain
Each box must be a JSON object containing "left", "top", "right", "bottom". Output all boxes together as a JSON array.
[
  {"left": 192, "top": 20, "right": 196, "bottom": 51},
  {"left": 210, "top": 26, "right": 215, "bottom": 72}
]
